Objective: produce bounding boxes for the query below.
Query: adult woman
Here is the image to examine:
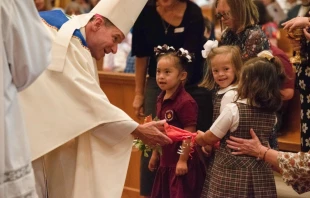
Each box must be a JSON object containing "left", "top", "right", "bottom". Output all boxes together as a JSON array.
[
  {"left": 132, "top": 0, "right": 212, "bottom": 197},
  {"left": 216, "top": 0, "right": 270, "bottom": 61},
  {"left": 254, "top": 0, "right": 279, "bottom": 47},
  {"left": 226, "top": 129, "right": 310, "bottom": 194},
  {"left": 282, "top": 16, "right": 310, "bottom": 152}
]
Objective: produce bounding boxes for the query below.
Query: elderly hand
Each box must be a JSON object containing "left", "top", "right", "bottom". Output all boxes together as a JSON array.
[
  {"left": 132, "top": 120, "right": 172, "bottom": 147},
  {"left": 226, "top": 128, "right": 261, "bottom": 157},
  {"left": 282, "top": 16, "right": 310, "bottom": 32}
]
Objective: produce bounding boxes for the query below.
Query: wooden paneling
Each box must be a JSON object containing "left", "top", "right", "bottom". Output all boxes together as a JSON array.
[{"left": 98, "top": 71, "right": 142, "bottom": 198}]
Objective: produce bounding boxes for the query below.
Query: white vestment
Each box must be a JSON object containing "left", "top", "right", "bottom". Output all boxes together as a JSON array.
[
  {"left": 19, "top": 11, "right": 138, "bottom": 198},
  {"left": 0, "top": 1, "right": 51, "bottom": 198}
]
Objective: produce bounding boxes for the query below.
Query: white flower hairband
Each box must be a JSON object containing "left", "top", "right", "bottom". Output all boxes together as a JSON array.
[
  {"left": 155, "top": 45, "right": 193, "bottom": 63},
  {"left": 201, "top": 40, "right": 218, "bottom": 58},
  {"left": 179, "top": 48, "right": 192, "bottom": 62},
  {"left": 257, "top": 50, "right": 274, "bottom": 61}
]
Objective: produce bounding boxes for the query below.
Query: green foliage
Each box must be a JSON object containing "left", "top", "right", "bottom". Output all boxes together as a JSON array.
[{"left": 133, "top": 139, "right": 162, "bottom": 157}]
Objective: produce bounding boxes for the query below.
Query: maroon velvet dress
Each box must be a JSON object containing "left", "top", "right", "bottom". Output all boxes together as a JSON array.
[{"left": 151, "top": 85, "right": 206, "bottom": 198}]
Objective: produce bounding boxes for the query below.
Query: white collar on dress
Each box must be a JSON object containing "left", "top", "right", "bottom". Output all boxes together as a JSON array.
[
  {"left": 236, "top": 98, "right": 247, "bottom": 104},
  {"left": 217, "top": 84, "right": 238, "bottom": 94}
]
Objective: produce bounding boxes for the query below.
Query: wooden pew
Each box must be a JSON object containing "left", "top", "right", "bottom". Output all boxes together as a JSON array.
[
  {"left": 277, "top": 90, "right": 301, "bottom": 152},
  {"left": 98, "top": 71, "right": 142, "bottom": 198}
]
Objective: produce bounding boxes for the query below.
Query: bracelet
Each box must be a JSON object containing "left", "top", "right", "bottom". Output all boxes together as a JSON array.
[
  {"left": 256, "top": 145, "right": 263, "bottom": 161},
  {"left": 262, "top": 148, "right": 270, "bottom": 161}
]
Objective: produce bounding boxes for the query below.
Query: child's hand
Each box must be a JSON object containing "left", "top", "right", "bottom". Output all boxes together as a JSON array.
[
  {"left": 175, "top": 160, "right": 188, "bottom": 176},
  {"left": 148, "top": 154, "right": 159, "bottom": 172},
  {"left": 201, "top": 145, "right": 213, "bottom": 157},
  {"left": 195, "top": 131, "right": 207, "bottom": 146}
]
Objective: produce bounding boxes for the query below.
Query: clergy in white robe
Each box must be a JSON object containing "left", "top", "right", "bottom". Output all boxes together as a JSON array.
[
  {"left": 0, "top": 0, "right": 51, "bottom": 198},
  {"left": 19, "top": 0, "right": 172, "bottom": 198}
]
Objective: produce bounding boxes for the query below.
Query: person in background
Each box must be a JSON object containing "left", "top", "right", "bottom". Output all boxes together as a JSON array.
[
  {"left": 261, "top": 0, "right": 287, "bottom": 25},
  {"left": 255, "top": 0, "right": 280, "bottom": 47},
  {"left": 203, "top": 17, "right": 215, "bottom": 40},
  {"left": 280, "top": 0, "right": 310, "bottom": 24},
  {"left": 226, "top": 128, "right": 310, "bottom": 194},
  {"left": 34, "top": 0, "right": 52, "bottom": 11},
  {"left": 19, "top": 1, "right": 172, "bottom": 198},
  {"left": 268, "top": 44, "right": 295, "bottom": 150},
  {"left": 132, "top": 0, "right": 213, "bottom": 196},
  {"left": 65, "top": 2, "right": 84, "bottom": 15},
  {"left": 216, "top": 0, "right": 270, "bottom": 62},
  {"left": 0, "top": 0, "right": 51, "bottom": 197},
  {"left": 278, "top": 0, "right": 301, "bottom": 14},
  {"left": 282, "top": 15, "right": 310, "bottom": 152},
  {"left": 196, "top": 52, "right": 286, "bottom": 197},
  {"left": 74, "top": 0, "right": 91, "bottom": 13}
]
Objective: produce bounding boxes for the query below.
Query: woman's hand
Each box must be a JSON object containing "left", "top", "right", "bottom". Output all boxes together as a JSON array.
[
  {"left": 304, "top": 27, "right": 310, "bottom": 41},
  {"left": 282, "top": 16, "right": 310, "bottom": 32},
  {"left": 175, "top": 160, "right": 188, "bottom": 176},
  {"left": 132, "top": 94, "right": 145, "bottom": 117},
  {"left": 226, "top": 128, "right": 261, "bottom": 157}
]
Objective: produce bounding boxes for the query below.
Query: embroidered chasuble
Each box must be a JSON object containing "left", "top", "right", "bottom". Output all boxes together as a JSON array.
[{"left": 19, "top": 10, "right": 137, "bottom": 198}]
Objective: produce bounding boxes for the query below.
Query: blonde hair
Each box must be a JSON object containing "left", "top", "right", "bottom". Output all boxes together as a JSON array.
[
  {"left": 199, "top": 45, "right": 242, "bottom": 90},
  {"left": 215, "top": 0, "right": 259, "bottom": 32}
]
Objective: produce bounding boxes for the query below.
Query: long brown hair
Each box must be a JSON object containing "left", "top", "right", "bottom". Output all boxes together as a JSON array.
[
  {"left": 237, "top": 57, "right": 286, "bottom": 112},
  {"left": 199, "top": 45, "right": 242, "bottom": 90},
  {"left": 215, "top": 0, "right": 259, "bottom": 32}
]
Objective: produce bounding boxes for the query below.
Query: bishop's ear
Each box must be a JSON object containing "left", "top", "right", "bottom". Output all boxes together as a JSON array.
[{"left": 92, "top": 16, "right": 104, "bottom": 31}]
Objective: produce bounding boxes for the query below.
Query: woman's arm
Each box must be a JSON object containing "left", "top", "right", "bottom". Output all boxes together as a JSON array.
[{"left": 132, "top": 57, "right": 148, "bottom": 117}]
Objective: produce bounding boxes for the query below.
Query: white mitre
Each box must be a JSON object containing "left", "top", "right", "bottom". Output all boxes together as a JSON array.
[
  {"left": 91, "top": 0, "right": 147, "bottom": 35},
  {"left": 50, "top": 0, "right": 147, "bottom": 72}
]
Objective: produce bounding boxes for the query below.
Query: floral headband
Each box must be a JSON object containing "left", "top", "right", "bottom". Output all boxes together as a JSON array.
[
  {"left": 154, "top": 44, "right": 193, "bottom": 63},
  {"left": 257, "top": 50, "right": 274, "bottom": 62},
  {"left": 201, "top": 40, "right": 219, "bottom": 58}
]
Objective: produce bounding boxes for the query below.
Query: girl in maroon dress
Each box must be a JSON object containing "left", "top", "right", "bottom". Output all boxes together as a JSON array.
[{"left": 149, "top": 45, "right": 205, "bottom": 198}]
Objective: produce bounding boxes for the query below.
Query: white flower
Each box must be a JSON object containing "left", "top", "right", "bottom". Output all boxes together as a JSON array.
[
  {"left": 306, "top": 67, "right": 310, "bottom": 77},
  {"left": 307, "top": 110, "right": 310, "bottom": 119},
  {"left": 201, "top": 40, "right": 218, "bottom": 58},
  {"left": 300, "top": 94, "right": 304, "bottom": 104},
  {"left": 302, "top": 123, "right": 308, "bottom": 134},
  {"left": 307, "top": 95, "right": 310, "bottom": 103},
  {"left": 301, "top": 109, "right": 304, "bottom": 119},
  {"left": 306, "top": 138, "right": 310, "bottom": 147},
  {"left": 297, "top": 67, "right": 302, "bottom": 77},
  {"left": 299, "top": 80, "right": 306, "bottom": 90}
]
